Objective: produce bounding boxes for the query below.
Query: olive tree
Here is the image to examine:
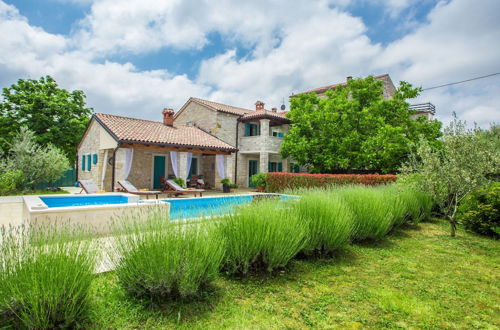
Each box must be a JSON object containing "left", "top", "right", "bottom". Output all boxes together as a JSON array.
[
  {"left": 400, "top": 117, "right": 499, "bottom": 236},
  {"left": 0, "top": 127, "right": 69, "bottom": 190}
]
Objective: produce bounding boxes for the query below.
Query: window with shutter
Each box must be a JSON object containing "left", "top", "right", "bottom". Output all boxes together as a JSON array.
[
  {"left": 81, "top": 155, "right": 85, "bottom": 171},
  {"left": 87, "top": 154, "right": 91, "bottom": 171},
  {"left": 278, "top": 162, "right": 283, "bottom": 172},
  {"left": 93, "top": 153, "right": 98, "bottom": 164}
]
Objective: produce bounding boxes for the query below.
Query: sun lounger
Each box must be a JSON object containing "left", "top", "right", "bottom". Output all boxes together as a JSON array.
[
  {"left": 118, "top": 180, "right": 161, "bottom": 199},
  {"left": 77, "top": 179, "right": 100, "bottom": 194},
  {"left": 164, "top": 179, "right": 204, "bottom": 197}
]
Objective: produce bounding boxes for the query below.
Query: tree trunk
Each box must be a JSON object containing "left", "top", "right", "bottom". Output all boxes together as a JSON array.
[{"left": 449, "top": 219, "right": 457, "bottom": 237}]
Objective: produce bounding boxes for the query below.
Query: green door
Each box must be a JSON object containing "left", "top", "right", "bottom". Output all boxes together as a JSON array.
[
  {"left": 153, "top": 155, "right": 166, "bottom": 189},
  {"left": 248, "top": 160, "right": 258, "bottom": 187},
  {"left": 188, "top": 158, "right": 198, "bottom": 179}
]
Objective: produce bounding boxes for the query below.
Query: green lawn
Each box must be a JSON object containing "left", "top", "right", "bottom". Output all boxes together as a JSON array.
[{"left": 88, "top": 219, "right": 499, "bottom": 329}]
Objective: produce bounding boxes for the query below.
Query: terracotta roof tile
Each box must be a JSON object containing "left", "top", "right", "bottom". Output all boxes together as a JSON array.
[
  {"left": 295, "top": 73, "right": 389, "bottom": 96},
  {"left": 94, "top": 113, "right": 236, "bottom": 151},
  {"left": 178, "top": 97, "right": 289, "bottom": 122},
  {"left": 190, "top": 97, "right": 252, "bottom": 116},
  {"left": 241, "top": 109, "right": 290, "bottom": 122}
]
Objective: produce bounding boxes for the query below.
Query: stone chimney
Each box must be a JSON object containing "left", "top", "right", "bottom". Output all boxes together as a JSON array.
[
  {"left": 162, "top": 108, "right": 174, "bottom": 126},
  {"left": 347, "top": 76, "right": 353, "bottom": 82},
  {"left": 271, "top": 107, "right": 277, "bottom": 113},
  {"left": 255, "top": 101, "right": 265, "bottom": 111}
]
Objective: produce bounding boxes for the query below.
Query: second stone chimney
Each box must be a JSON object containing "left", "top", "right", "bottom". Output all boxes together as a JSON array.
[
  {"left": 271, "top": 107, "right": 277, "bottom": 113},
  {"left": 162, "top": 108, "right": 174, "bottom": 126},
  {"left": 255, "top": 101, "right": 265, "bottom": 111},
  {"left": 347, "top": 76, "right": 353, "bottom": 82}
]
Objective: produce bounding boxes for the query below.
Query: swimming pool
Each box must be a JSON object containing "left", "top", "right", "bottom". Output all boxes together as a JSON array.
[
  {"left": 40, "top": 195, "right": 131, "bottom": 208},
  {"left": 165, "top": 194, "right": 296, "bottom": 220},
  {"left": 23, "top": 193, "right": 166, "bottom": 236}
]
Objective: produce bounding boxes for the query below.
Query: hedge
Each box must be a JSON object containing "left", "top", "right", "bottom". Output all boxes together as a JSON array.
[{"left": 266, "top": 173, "right": 397, "bottom": 192}]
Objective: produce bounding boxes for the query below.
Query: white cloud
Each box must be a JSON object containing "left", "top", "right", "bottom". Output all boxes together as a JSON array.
[
  {"left": 373, "top": 0, "right": 500, "bottom": 126},
  {"left": 0, "top": 0, "right": 498, "bottom": 128},
  {"left": 197, "top": 7, "right": 380, "bottom": 109},
  {"left": 0, "top": 1, "right": 210, "bottom": 120}
]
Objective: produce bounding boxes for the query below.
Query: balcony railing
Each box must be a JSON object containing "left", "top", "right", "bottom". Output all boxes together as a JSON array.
[{"left": 409, "top": 102, "right": 436, "bottom": 115}]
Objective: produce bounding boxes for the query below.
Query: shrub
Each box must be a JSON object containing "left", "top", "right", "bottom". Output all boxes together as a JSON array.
[
  {"left": 292, "top": 189, "right": 354, "bottom": 254},
  {"left": 380, "top": 185, "right": 433, "bottom": 225},
  {"left": 219, "top": 200, "right": 307, "bottom": 274},
  {"left": 458, "top": 182, "right": 499, "bottom": 237},
  {"left": 221, "top": 178, "right": 231, "bottom": 185},
  {"left": 266, "top": 173, "right": 397, "bottom": 192},
  {"left": 0, "top": 224, "right": 98, "bottom": 328},
  {"left": 2, "top": 127, "right": 69, "bottom": 190},
  {"left": 111, "top": 207, "right": 224, "bottom": 299},
  {"left": 400, "top": 118, "right": 498, "bottom": 236},
  {"left": 337, "top": 186, "right": 394, "bottom": 241},
  {"left": 0, "top": 169, "right": 23, "bottom": 195},
  {"left": 250, "top": 173, "right": 267, "bottom": 188}
]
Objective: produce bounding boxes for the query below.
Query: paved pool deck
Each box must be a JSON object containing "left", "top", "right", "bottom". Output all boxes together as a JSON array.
[{"left": 0, "top": 187, "right": 256, "bottom": 227}]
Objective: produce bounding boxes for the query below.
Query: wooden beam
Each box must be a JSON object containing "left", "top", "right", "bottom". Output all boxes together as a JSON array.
[{"left": 119, "top": 143, "right": 232, "bottom": 155}]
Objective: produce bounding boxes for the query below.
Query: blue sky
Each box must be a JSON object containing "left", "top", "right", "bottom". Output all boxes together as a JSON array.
[{"left": 0, "top": 0, "right": 499, "bottom": 126}]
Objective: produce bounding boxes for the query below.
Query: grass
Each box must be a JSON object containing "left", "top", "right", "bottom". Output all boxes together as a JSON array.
[
  {"left": 111, "top": 207, "right": 225, "bottom": 300},
  {"left": 0, "top": 224, "right": 98, "bottom": 328},
  {"left": 86, "top": 219, "right": 499, "bottom": 329},
  {"left": 0, "top": 189, "right": 70, "bottom": 196}
]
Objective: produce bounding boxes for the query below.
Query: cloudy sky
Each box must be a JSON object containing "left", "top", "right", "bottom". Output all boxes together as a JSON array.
[{"left": 1, "top": 0, "right": 499, "bottom": 127}]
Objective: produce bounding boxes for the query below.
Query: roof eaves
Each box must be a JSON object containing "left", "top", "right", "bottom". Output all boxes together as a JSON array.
[
  {"left": 174, "top": 97, "right": 217, "bottom": 120},
  {"left": 92, "top": 113, "right": 120, "bottom": 142},
  {"left": 118, "top": 139, "right": 237, "bottom": 152}
]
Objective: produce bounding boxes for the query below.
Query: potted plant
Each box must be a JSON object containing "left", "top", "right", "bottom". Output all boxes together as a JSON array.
[
  {"left": 173, "top": 177, "right": 185, "bottom": 188},
  {"left": 250, "top": 173, "right": 267, "bottom": 192},
  {"left": 221, "top": 178, "right": 231, "bottom": 193}
]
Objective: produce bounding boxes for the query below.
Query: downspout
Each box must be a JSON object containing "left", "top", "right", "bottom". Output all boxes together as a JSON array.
[
  {"left": 75, "top": 152, "right": 79, "bottom": 183},
  {"left": 234, "top": 120, "right": 239, "bottom": 184},
  {"left": 111, "top": 146, "right": 119, "bottom": 192}
]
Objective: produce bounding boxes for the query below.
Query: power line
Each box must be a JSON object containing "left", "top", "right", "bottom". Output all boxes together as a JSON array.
[{"left": 422, "top": 72, "right": 500, "bottom": 91}]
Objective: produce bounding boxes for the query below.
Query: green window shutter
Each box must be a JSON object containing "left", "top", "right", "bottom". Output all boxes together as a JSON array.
[
  {"left": 93, "top": 153, "right": 98, "bottom": 164},
  {"left": 87, "top": 154, "right": 91, "bottom": 171},
  {"left": 268, "top": 161, "right": 271, "bottom": 172},
  {"left": 244, "top": 123, "right": 250, "bottom": 136},
  {"left": 278, "top": 162, "right": 283, "bottom": 172},
  {"left": 278, "top": 132, "right": 284, "bottom": 138},
  {"left": 81, "top": 155, "right": 85, "bottom": 171}
]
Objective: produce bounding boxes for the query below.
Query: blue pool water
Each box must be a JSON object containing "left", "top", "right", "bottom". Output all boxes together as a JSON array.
[
  {"left": 40, "top": 195, "right": 129, "bottom": 208},
  {"left": 166, "top": 194, "right": 295, "bottom": 220}
]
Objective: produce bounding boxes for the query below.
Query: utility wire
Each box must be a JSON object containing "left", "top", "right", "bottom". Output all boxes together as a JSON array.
[{"left": 422, "top": 72, "right": 500, "bottom": 91}]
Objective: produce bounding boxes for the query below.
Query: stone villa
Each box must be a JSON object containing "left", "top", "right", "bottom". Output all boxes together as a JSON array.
[{"left": 77, "top": 74, "right": 435, "bottom": 191}]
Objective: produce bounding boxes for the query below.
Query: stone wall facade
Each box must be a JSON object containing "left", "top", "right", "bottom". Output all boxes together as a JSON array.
[
  {"left": 173, "top": 100, "right": 295, "bottom": 188},
  {"left": 77, "top": 120, "right": 117, "bottom": 190}
]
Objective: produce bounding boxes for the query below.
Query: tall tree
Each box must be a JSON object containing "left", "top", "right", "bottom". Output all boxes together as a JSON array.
[
  {"left": 0, "top": 76, "right": 92, "bottom": 163},
  {"left": 281, "top": 76, "right": 442, "bottom": 173}
]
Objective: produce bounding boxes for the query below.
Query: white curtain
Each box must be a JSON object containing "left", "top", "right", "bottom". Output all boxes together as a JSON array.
[
  {"left": 124, "top": 148, "right": 134, "bottom": 180},
  {"left": 186, "top": 152, "right": 193, "bottom": 181},
  {"left": 216, "top": 154, "right": 226, "bottom": 179},
  {"left": 170, "top": 151, "right": 179, "bottom": 177},
  {"left": 101, "top": 150, "right": 108, "bottom": 188}
]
